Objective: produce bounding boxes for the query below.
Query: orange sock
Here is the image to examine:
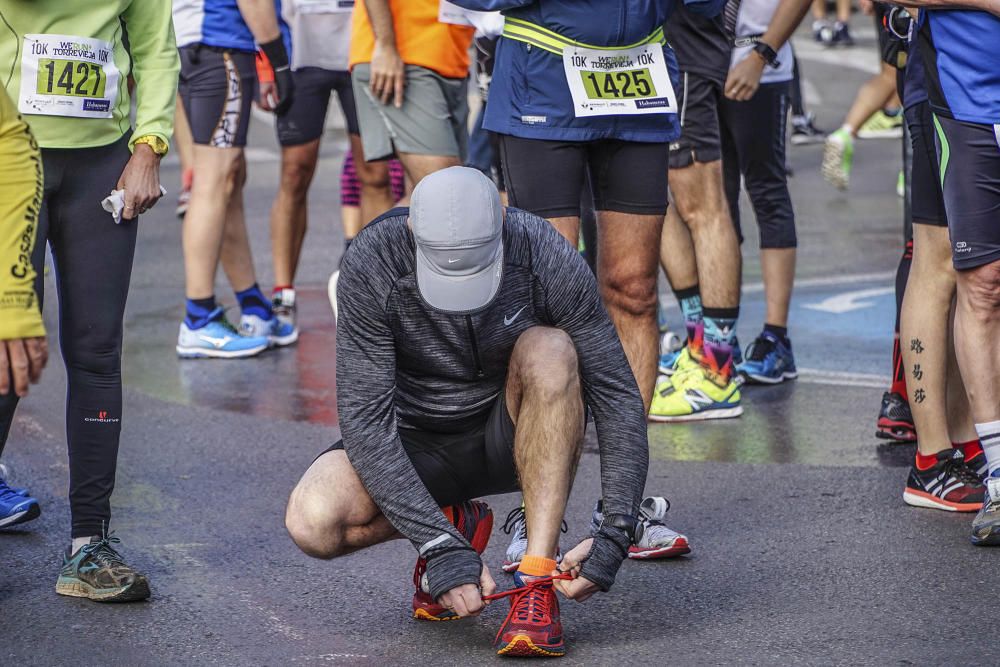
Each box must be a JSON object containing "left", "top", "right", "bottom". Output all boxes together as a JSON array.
[{"left": 518, "top": 555, "right": 557, "bottom": 578}]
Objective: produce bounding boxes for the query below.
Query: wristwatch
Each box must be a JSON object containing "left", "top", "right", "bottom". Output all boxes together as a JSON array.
[
  {"left": 133, "top": 134, "right": 169, "bottom": 156},
  {"left": 599, "top": 513, "right": 643, "bottom": 544},
  {"left": 753, "top": 41, "right": 781, "bottom": 68}
]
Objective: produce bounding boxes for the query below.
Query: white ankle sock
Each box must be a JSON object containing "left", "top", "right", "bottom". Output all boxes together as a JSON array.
[
  {"left": 71, "top": 536, "right": 96, "bottom": 554},
  {"left": 975, "top": 420, "right": 1000, "bottom": 478}
]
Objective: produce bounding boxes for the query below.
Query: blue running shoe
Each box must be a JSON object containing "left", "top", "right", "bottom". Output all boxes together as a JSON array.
[
  {"left": 737, "top": 331, "right": 798, "bottom": 384},
  {"left": 240, "top": 312, "right": 299, "bottom": 347},
  {"left": 0, "top": 476, "right": 40, "bottom": 528},
  {"left": 176, "top": 307, "right": 268, "bottom": 359}
]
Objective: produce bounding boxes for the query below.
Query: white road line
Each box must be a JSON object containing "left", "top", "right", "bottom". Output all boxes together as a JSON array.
[
  {"left": 792, "top": 34, "right": 882, "bottom": 75},
  {"left": 796, "top": 368, "right": 889, "bottom": 389},
  {"left": 742, "top": 270, "right": 894, "bottom": 294}
]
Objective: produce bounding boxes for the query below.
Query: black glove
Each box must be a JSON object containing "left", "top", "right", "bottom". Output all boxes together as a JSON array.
[{"left": 260, "top": 37, "right": 294, "bottom": 115}]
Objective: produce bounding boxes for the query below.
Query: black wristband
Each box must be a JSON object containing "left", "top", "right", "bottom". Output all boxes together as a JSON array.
[
  {"left": 260, "top": 37, "right": 289, "bottom": 71},
  {"left": 752, "top": 41, "right": 780, "bottom": 68}
]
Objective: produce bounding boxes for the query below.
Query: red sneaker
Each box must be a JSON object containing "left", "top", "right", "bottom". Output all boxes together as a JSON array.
[
  {"left": 495, "top": 575, "right": 565, "bottom": 657},
  {"left": 412, "top": 500, "right": 493, "bottom": 621}
]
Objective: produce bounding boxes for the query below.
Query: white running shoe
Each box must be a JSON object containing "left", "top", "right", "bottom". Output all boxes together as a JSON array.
[{"left": 591, "top": 496, "right": 691, "bottom": 560}]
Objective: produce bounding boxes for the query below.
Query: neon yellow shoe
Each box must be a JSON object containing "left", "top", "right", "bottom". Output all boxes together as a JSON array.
[
  {"left": 648, "top": 366, "right": 743, "bottom": 422},
  {"left": 857, "top": 110, "right": 903, "bottom": 139}
]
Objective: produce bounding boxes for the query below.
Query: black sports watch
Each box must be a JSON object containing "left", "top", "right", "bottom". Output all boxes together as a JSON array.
[
  {"left": 753, "top": 41, "right": 781, "bottom": 68},
  {"left": 599, "top": 513, "right": 643, "bottom": 544}
]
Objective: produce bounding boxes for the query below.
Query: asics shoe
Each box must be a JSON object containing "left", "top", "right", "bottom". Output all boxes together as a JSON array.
[
  {"left": 857, "top": 110, "right": 904, "bottom": 139},
  {"left": 495, "top": 573, "right": 565, "bottom": 657},
  {"left": 591, "top": 497, "right": 690, "bottom": 560},
  {"left": 412, "top": 501, "right": 493, "bottom": 621},
  {"left": 876, "top": 391, "right": 917, "bottom": 442},
  {"left": 240, "top": 312, "right": 298, "bottom": 347},
  {"left": 791, "top": 113, "right": 825, "bottom": 146},
  {"left": 56, "top": 530, "right": 151, "bottom": 602},
  {"left": 903, "top": 449, "right": 984, "bottom": 512},
  {"left": 737, "top": 331, "right": 798, "bottom": 385},
  {"left": 501, "top": 505, "right": 566, "bottom": 573},
  {"left": 176, "top": 308, "right": 268, "bottom": 359},
  {"left": 0, "top": 476, "right": 40, "bottom": 528},
  {"left": 648, "top": 365, "right": 742, "bottom": 422},
  {"left": 971, "top": 476, "right": 1000, "bottom": 546},
  {"left": 822, "top": 128, "right": 854, "bottom": 190}
]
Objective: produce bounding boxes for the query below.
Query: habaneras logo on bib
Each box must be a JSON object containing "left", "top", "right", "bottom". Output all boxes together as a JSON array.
[{"left": 83, "top": 99, "right": 111, "bottom": 113}]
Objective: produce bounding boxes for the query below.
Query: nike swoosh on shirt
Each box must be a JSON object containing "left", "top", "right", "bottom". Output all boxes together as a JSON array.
[{"left": 504, "top": 306, "right": 528, "bottom": 326}]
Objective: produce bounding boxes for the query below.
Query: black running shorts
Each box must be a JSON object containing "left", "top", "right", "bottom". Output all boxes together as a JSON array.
[
  {"left": 669, "top": 71, "right": 724, "bottom": 169},
  {"left": 500, "top": 134, "right": 669, "bottom": 218},
  {"left": 933, "top": 114, "right": 1000, "bottom": 269},
  {"left": 905, "top": 102, "right": 947, "bottom": 227},
  {"left": 276, "top": 67, "right": 359, "bottom": 146},
  {"left": 178, "top": 45, "right": 255, "bottom": 148},
  {"left": 321, "top": 391, "right": 518, "bottom": 507}
]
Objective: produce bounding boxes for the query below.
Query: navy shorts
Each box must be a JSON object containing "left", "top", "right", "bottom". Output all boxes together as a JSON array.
[
  {"left": 668, "top": 71, "right": 723, "bottom": 169},
  {"left": 905, "top": 103, "right": 947, "bottom": 227},
  {"left": 276, "top": 67, "right": 359, "bottom": 146},
  {"left": 178, "top": 45, "right": 255, "bottom": 148},
  {"left": 933, "top": 114, "right": 1000, "bottom": 269}
]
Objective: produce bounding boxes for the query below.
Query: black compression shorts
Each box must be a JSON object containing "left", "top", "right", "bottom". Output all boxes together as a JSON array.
[
  {"left": 499, "top": 134, "right": 670, "bottom": 218},
  {"left": 178, "top": 45, "right": 255, "bottom": 148},
  {"left": 321, "top": 391, "right": 518, "bottom": 507},
  {"left": 669, "top": 71, "right": 724, "bottom": 168},
  {"left": 276, "top": 67, "right": 359, "bottom": 146},
  {"left": 905, "top": 103, "right": 946, "bottom": 227}
]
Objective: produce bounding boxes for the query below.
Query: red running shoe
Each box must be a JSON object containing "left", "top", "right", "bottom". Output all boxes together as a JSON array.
[
  {"left": 495, "top": 573, "right": 565, "bottom": 657},
  {"left": 412, "top": 500, "right": 493, "bottom": 621},
  {"left": 876, "top": 391, "right": 917, "bottom": 443}
]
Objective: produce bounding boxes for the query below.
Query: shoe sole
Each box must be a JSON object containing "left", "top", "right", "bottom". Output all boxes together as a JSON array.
[
  {"left": 971, "top": 525, "right": 1000, "bottom": 546},
  {"left": 649, "top": 405, "right": 743, "bottom": 423},
  {"left": 0, "top": 502, "right": 40, "bottom": 528},
  {"left": 857, "top": 129, "right": 903, "bottom": 140},
  {"left": 628, "top": 540, "right": 691, "bottom": 560},
  {"left": 176, "top": 344, "right": 267, "bottom": 359},
  {"left": 821, "top": 141, "right": 849, "bottom": 190},
  {"left": 790, "top": 135, "right": 824, "bottom": 146},
  {"left": 740, "top": 370, "right": 798, "bottom": 385},
  {"left": 903, "top": 488, "right": 983, "bottom": 513},
  {"left": 55, "top": 576, "right": 151, "bottom": 602},
  {"left": 497, "top": 635, "right": 565, "bottom": 658},
  {"left": 270, "top": 328, "right": 300, "bottom": 347},
  {"left": 413, "top": 607, "right": 459, "bottom": 622},
  {"left": 875, "top": 425, "right": 917, "bottom": 442}
]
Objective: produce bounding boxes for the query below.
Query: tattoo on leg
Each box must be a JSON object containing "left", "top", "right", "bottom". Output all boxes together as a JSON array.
[
  {"left": 912, "top": 364, "right": 923, "bottom": 381},
  {"left": 909, "top": 338, "right": 924, "bottom": 354},
  {"left": 914, "top": 388, "right": 926, "bottom": 403}
]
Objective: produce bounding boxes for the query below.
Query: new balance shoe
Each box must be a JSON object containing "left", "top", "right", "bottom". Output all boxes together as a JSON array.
[
  {"left": 822, "top": 128, "right": 854, "bottom": 190},
  {"left": 659, "top": 345, "right": 689, "bottom": 376},
  {"left": 857, "top": 110, "right": 904, "bottom": 139},
  {"left": 0, "top": 476, "right": 40, "bottom": 528},
  {"left": 737, "top": 331, "right": 798, "bottom": 384},
  {"left": 495, "top": 573, "right": 565, "bottom": 657},
  {"left": 648, "top": 365, "right": 742, "bottom": 422},
  {"left": 971, "top": 476, "right": 1000, "bottom": 546},
  {"left": 591, "top": 497, "right": 690, "bottom": 560},
  {"left": 501, "top": 505, "right": 566, "bottom": 573},
  {"left": 56, "top": 530, "right": 150, "bottom": 602},
  {"left": 240, "top": 312, "right": 298, "bottom": 347},
  {"left": 412, "top": 501, "right": 493, "bottom": 621},
  {"left": 876, "top": 391, "right": 917, "bottom": 442},
  {"left": 176, "top": 308, "right": 269, "bottom": 359},
  {"left": 903, "top": 449, "right": 984, "bottom": 512},
  {"left": 791, "top": 113, "right": 825, "bottom": 146}
]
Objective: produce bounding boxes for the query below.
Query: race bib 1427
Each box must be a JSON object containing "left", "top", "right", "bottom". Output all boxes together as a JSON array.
[{"left": 18, "top": 34, "right": 120, "bottom": 119}]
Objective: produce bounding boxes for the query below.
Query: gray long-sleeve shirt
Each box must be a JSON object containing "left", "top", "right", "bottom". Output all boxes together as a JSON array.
[{"left": 335, "top": 207, "right": 648, "bottom": 599}]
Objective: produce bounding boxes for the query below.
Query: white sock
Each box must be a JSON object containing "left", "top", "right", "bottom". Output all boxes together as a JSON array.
[
  {"left": 975, "top": 420, "right": 1000, "bottom": 478},
  {"left": 71, "top": 536, "right": 96, "bottom": 554}
]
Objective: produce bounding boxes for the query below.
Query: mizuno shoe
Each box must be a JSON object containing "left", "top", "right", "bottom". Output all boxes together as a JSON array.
[
  {"left": 56, "top": 530, "right": 150, "bottom": 602},
  {"left": 971, "top": 477, "right": 1000, "bottom": 546},
  {"left": 176, "top": 308, "right": 269, "bottom": 359},
  {"left": 876, "top": 391, "right": 917, "bottom": 442},
  {"left": 822, "top": 127, "right": 854, "bottom": 190},
  {"left": 648, "top": 365, "right": 742, "bottom": 422},
  {"left": 501, "top": 505, "right": 565, "bottom": 573},
  {"left": 591, "top": 497, "right": 690, "bottom": 560},
  {"left": 240, "top": 312, "right": 298, "bottom": 347},
  {"left": 903, "top": 449, "right": 984, "bottom": 512},
  {"left": 0, "top": 476, "right": 40, "bottom": 528},
  {"left": 495, "top": 573, "right": 565, "bottom": 657},
  {"left": 412, "top": 501, "right": 493, "bottom": 621},
  {"left": 737, "top": 331, "right": 798, "bottom": 384}
]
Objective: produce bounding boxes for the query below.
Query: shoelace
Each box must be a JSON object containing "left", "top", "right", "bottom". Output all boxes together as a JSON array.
[
  {"left": 484, "top": 573, "right": 573, "bottom": 646},
  {"left": 746, "top": 335, "right": 777, "bottom": 362},
  {"left": 501, "top": 507, "right": 568, "bottom": 536},
  {"left": 941, "top": 458, "right": 982, "bottom": 488},
  {"left": 81, "top": 531, "right": 127, "bottom": 569}
]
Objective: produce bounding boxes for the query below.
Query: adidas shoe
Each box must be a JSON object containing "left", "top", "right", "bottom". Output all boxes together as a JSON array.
[{"left": 903, "top": 449, "right": 984, "bottom": 512}]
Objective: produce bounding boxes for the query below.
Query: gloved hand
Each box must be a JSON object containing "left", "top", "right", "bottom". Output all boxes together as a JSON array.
[{"left": 259, "top": 37, "right": 295, "bottom": 115}]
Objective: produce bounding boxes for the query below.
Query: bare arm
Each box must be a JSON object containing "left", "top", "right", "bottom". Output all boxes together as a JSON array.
[
  {"left": 725, "top": 0, "right": 813, "bottom": 100},
  {"left": 894, "top": 0, "right": 1000, "bottom": 16},
  {"left": 363, "top": 0, "right": 406, "bottom": 107},
  {"left": 235, "top": 0, "right": 281, "bottom": 42}
]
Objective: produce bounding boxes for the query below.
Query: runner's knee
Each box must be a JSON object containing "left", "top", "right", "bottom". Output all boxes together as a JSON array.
[
  {"left": 280, "top": 156, "right": 316, "bottom": 199},
  {"left": 959, "top": 262, "right": 1000, "bottom": 320},
  {"left": 285, "top": 487, "right": 349, "bottom": 559},
  {"left": 513, "top": 328, "right": 580, "bottom": 397},
  {"left": 601, "top": 268, "right": 658, "bottom": 319},
  {"left": 355, "top": 161, "right": 391, "bottom": 190}
]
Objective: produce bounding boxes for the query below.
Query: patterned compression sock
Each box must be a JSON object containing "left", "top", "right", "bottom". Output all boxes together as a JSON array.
[
  {"left": 976, "top": 421, "right": 1000, "bottom": 478},
  {"left": 235, "top": 283, "right": 272, "bottom": 320},
  {"left": 673, "top": 285, "right": 702, "bottom": 344},
  {"left": 185, "top": 296, "right": 217, "bottom": 329},
  {"left": 701, "top": 306, "right": 739, "bottom": 381}
]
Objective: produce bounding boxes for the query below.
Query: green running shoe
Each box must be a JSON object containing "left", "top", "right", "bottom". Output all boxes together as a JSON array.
[
  {"left": 822, "top": 128, "right": 854, "bottom": 190},
  {"left": 56, "top": 530, "right": 150, "bottom": 602}
]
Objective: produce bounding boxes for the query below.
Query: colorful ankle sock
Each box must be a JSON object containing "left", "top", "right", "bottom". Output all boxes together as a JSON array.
[
  {"left": 235, "top": 283, "right": 272, "bottom": 320},
  {"left": 185, "top": 296, "right": 217, "bottom": 329},
  {"left": 975, "top": 421, "right": 1000, "bottom": 478},
  {"left": 673, "top": 285, "right": 702, "bottom": 344},
  {"left": 701, "top": 306, "right": 739, "bottom": 377}
]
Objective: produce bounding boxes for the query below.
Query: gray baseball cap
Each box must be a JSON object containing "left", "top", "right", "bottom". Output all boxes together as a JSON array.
[{"left": 411, "top": 167, "right": 504, "bottom": 313}]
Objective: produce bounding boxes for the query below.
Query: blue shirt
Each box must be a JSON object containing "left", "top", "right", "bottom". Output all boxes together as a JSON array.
[
  {"left": 174, "top": 0, "right": 289, "bottom": 53},
  {"left": 919, "top": 10, "right": 1000, "bottom": 124}
]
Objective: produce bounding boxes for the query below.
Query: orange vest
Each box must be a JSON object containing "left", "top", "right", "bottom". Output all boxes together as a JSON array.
[{"left": 349, "top": 0, "right": 474, "bottom": 80}]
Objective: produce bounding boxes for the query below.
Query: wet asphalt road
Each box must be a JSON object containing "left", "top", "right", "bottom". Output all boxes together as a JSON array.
[{"left": 3, "top": 24, "right": 997, "bottom": 666}]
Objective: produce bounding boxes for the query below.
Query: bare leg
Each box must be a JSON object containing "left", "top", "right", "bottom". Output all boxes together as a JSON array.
[
  {"left": 660, "top": 204, "right": 699, "bottom": 291},
  {"left": 901, "top": 224, "right": 958, "bottom": 456},
  {"left": 505, "top": 327, "right": 585, "bottom": 560},
  {"left": 546, "top": 216, "right": 580, "bottom": 248},
  {"left": 396, "top": 153, "right": 462, "bottom": 189},
  {"left": 173, "top": 94, "right": 194, "bottom": 175},
  {"left": 597, "top": 211, "right": 664, "bottom": 410},
  {"left": 844, "top": 64, "right": 899, "bottom": 135},
  {"left": 270, "top": 140, "right": 320, "bottom": 287},
  {"left": 947, "top": 306, "right": 978, "bottom": 444},
  {"left": 341, "top": 206, "right": 362, "bottom": 240},
  {"left": 219, "top": 154, "right": 257, "bottom": 293},
  {"left": 350, "top": 134, "right": 395, "bottom": 231},
  {"left": 835, "top": 0, "right": 851, "bottom": 22},
  {"left": 954, "top": 261, "right": 1000, "bottom": 424},
  {"left": 812, "top": 0, "right": 826, "bottom": 20},
  {"left": 761, "top": 247, "right": 796, "bottom": 328}
]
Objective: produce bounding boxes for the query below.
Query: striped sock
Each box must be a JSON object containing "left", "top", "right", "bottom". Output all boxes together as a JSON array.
[{"left": 976, "top": 420, "right": 1000, "bottom": 478}]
